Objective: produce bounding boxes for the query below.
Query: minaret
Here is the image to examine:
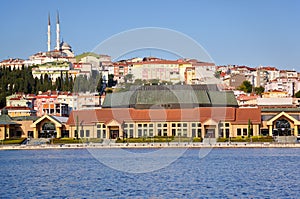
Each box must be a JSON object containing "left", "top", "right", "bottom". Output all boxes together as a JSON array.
[
  {"left": 47, "top": 13, "right": 51, "bottom": 52},
  {"left": 56, "top": 11, "right": 60, "bottom": 51}
]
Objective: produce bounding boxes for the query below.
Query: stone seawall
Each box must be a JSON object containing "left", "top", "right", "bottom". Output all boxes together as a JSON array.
[{"left": 1, "top": 142, "right": 300, "bottom": 150}]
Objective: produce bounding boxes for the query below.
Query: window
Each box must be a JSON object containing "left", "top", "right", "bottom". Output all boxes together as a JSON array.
[
  {"left": 138, "top": 129, "right": 142, "bottom": 137},
  {"left": 149, "top": 129, "right": 153, "bottom": 137},
  {"left": 237, "top": 128, "right": 241, "bottom": 136},
  {"left": 97, "top": 124, "right": 101, "bottom": 128},
  {"left": 129, "top": 124, "right": 134, "bottom": 128},
  {"left": 97, "top": 130, "right": 101, "bottom": 138},
  {"left": 192, "top": 129, "right": 196, "bottom": 137},
  {"left": 172, "top": 129, "right": 176, "bottom": 136},
  {"left": 102, "top": 130, "right": 106, "bottom": 138},
  {"left": 172, "top": 123, "right": 176, "bottom": 127},
  {"left": 80, "top": 130, "right": 84, "bottom": 138},
  {"left": 86, "top": 130, "right": 90, "bottom": 138},
  {"left": 158, "top": 129, "right": 162, "bottom": 136},
  {"left": 219, "top": 122, "right": 230, "bottom": 138},
  {"left": 197, "top": 129, "right": 202, "bottom": 138},
  {"left": 243, "top": 128, "right": 247, "bottom": 136},
  {"left": 129, "top": 129, "right": 133, "bottom": 138},
  {"left": 163, "top": 129, "right": 168, "bottom": 136},
  {"left": 123, "top": 130, "right": 128, "bottom": 138},
  {"left": 138, "top": 124, "right": 142, "bottom": 127},
  {"left": 225, "top": 129, "right": 230, "bottom": 137}
]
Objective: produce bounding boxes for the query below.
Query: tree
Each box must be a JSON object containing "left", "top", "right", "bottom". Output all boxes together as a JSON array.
[
  {"left": 97, "top": 73, "right": 106, "bottom": 95},
  {"left": 238, "top": 80, "right": 252, "bottom": 93},
  {"left": 124, "top": 74, "right": 133, "bottom": 83},
  {"left": 248, "top": 119, "right": 252, "bottom": 138},
  {"left": 295, "top": 90, "right": 300, "bottom": 98},
  {"left": 214, "top": 71, "right": 221, "bottom": 79},
  {"left": 254, "top": 86, "right": 265, "bottom": 95}
]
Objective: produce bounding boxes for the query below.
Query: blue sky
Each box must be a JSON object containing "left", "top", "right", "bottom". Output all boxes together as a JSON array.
[{"left": 1, "top": 0, "right": 299, "bottom": 69}]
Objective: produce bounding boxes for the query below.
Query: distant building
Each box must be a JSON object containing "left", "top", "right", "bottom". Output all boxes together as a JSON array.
[
  {"left": 32, "top": 61, "right": 71, "bottom": 81},
  {"left": 6, "top": 93, "right": 35, "bottom": 108},
  {"left": 236, "top": 94, "right": 258, "bottom": 107},
  {"left": 130, "top": 59, "right": 192, "bottom": 83},
  {"left": 262, "top": 91, "right": 289, "bottom": 98},
  {"left": 34, "top": 91, "right": 69, "bottom": 117},
  {"left": 0, "top": 58, "right": 25, "bottom": 69},
  {"left": 24, "top": 12, "right": 75, "bottom": 67},
  {"left": 265, "top": 77, "right": 300, "bottom": 96},
  {"left": 4, "top": 106, "right": 36, "bottom": 117},
  {"left": 79, "top": 54, "right": 112, "bottom": 71},
  {"left": 253, "top": 66, "right": 279, "bottom": 87},
  {"left": 257, "top": 98, "right": 296, "bottom": 108}
]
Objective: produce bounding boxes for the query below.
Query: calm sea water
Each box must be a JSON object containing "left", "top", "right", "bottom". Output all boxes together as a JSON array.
[{"left": 0, "top": 148, "right": 300, "bottom": 198}]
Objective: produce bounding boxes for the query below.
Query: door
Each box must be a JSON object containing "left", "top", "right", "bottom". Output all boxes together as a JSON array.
[
  {"left": 110, "top": 130, "right": 119, "bottom": 139},
  {"left": 205, "top": 129, "right": 215, "bottom": 138}
]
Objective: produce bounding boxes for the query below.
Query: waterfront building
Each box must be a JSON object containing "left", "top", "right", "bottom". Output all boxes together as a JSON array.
[
  {"left": 260, "top": 108, "right": 300, "bottom": 141},
  {"left": 0, "top": 109, "right": 22, "bottom": 140},
  {"left": 66, "top": 106, "right": 261, "bottom": 140},
  {"left": 67, "top": 85, "right": 258, "bottom": 139}
]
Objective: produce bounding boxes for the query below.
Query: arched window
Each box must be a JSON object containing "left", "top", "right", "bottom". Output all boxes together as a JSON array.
[
  {"left": 42, "top": 122, "right": 55, "bottom": 131},
  {"left": 274, "top": 119, "right": 291, "bottom": 136},
  {"left": 275, "top": 119, "right": 290, "bottom": 129}
]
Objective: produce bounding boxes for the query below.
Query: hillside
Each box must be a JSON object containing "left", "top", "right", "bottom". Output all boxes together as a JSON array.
[{"left": 75, "top": 52, "right": 101, "bottom": 62}]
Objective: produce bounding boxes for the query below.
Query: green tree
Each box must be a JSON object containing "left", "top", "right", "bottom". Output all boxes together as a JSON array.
[
  {"left": 254, "top": 86, "right": 264, "bottom": 95},
  {"left": 124, "top": 74, "right": 133, "bottom": 83},
  {"left": 238, "top": 80, "right": 252, "bottom": 93},
  {"left": 248, "top": 119, "right": 252, "bottom": 138},
  {"left": 295, "top": 90, "right": 300, "bottom": 98},
  {"left": 214, "top": 70, "right": 221, "bottom": 78}
]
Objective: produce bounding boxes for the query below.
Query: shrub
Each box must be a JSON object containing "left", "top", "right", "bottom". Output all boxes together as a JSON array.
[
  {"left": 192, "top": 137, "right": 203, "bottom": 142},
  {"left": 217, "top": 137, "right": 228, "bottom": 142},
  {"left": 1, "top": 138, "right": 26, "bottom": 145}
]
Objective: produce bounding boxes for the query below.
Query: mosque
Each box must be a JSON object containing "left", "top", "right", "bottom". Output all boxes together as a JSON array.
[
  {"left": 27, "top": 12, "right": 75, "bottom": 66},
  {"left": 46, "top": 12, "right": 74, "bottom": 57}
]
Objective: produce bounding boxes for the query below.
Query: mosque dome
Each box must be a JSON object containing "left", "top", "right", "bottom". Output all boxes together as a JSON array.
[{"left": 60, "top": 41, "right": 71, "bottom": 50}]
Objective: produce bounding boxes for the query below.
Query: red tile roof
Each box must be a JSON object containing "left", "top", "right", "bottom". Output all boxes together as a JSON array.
[
  {"left": 138, "top": 60, "right": 191, "bottom": 65},
  {"left": 237, "top": 95, "right": 258, "bottom": 101},
  {"left": 67, "top": 107, "right": 237, "bottom": 125},
  {"left": 231, "top": 108, "right": 261, "bottom": 124},
  {"left": 5, "top": 106, "right": 31, "bottom": 110}
]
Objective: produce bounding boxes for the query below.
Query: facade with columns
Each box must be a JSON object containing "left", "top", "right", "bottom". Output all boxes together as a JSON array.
[
  {"left": 2, "top": 107, "right": 300, "bottom": 140},
  {"left": 261, "top": 109, "right": 300, "bottom": 137}
]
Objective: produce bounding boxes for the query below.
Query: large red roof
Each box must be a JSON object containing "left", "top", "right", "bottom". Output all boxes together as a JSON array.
[
  {"left": 231, "top": 108, "right": 261, "bottom": 124},
  {"left": 67, "top": 107, "right": 239, "bottom": 125}
]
